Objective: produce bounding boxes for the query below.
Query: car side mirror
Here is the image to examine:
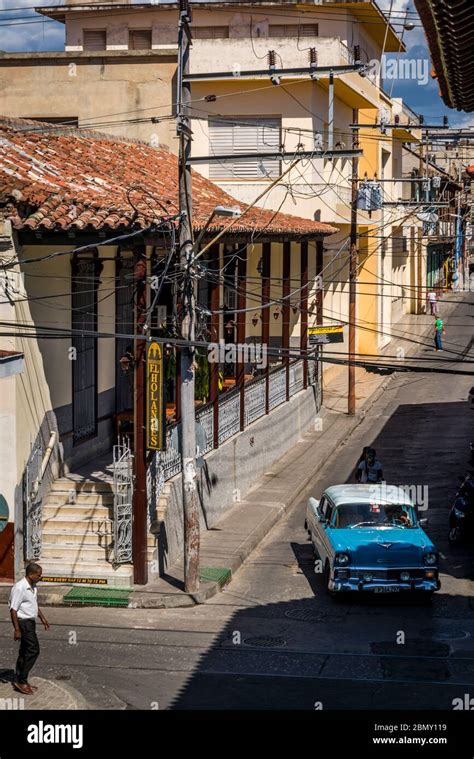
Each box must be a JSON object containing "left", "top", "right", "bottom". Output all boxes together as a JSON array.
[{"left": 315, "top": 506, "right": 325, "bottom": 523}]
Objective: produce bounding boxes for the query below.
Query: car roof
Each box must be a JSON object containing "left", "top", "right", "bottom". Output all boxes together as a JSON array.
[{"left": 323, "top": 484, "right": 414, "bottom": 507}]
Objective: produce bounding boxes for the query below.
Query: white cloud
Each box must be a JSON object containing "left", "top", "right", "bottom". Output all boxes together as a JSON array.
[{"left": 0, "top": 1, "right": 64, "bottom": 51}]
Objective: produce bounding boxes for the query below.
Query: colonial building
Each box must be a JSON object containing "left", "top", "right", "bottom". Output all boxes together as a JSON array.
[{"left": 0, "top": 116, "right": 335, "bottom": 584}]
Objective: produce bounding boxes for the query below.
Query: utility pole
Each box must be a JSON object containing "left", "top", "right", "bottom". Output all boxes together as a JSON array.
[
  {"left": 348, "top": 109, "right": 359, "bottom": 416},
  {"left": 454, "top": 162, "right": 462, "bottom": 291},
  {"left": 132, "top": 246, "right": 148, "bottom": 585},
  {"left": 177, "top": 0, "right": 200, "bottom": 593}
]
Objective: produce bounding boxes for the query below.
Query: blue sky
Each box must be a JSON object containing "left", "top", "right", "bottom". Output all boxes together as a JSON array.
[{"left": 0, "top": 0, "right": 472, "bottom": 128}]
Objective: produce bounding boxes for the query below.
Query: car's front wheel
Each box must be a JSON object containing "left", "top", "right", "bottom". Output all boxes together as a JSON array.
[{"left": 324, "top": 561, "right": 335, "bottom": 597}]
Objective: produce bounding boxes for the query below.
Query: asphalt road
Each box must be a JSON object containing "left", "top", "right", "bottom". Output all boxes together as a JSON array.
[{"left": 0, "top": 298, "right": 473, "bottom": 711}]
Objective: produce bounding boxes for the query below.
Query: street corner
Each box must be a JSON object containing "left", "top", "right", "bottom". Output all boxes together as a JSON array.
[{"left": 0, "top": 676, "right": 88, "bottom": 710}]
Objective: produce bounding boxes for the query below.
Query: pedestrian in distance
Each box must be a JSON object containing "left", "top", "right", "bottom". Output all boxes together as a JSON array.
[
  {"left": 9, "top": 562, "right": 50, "bottom": 695},
  {"left": 434, "top": 315, "right": 445, "bottom": 351},
  {"left": 427, "top": 290, "right": 438, "bottom": 315},
  {"left": 355, "top": 447, "right": 384, "bottom": 484}
]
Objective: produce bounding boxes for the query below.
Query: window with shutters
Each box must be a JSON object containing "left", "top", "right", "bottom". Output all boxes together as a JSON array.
[
  {"left": 193, "top": 26, "right": 229, "bottom": 39},
  {"left": 208, "top": 117, "right": 281, "bottom": 179},
  {"left": 83, "top": 29, "right": 107, "bottom": 50},
  {"left": 268, "top": 24, "right": 318, "bottom": 37},
  {"left": 129, "top": 29, "right": 152, "bottom": 50}
]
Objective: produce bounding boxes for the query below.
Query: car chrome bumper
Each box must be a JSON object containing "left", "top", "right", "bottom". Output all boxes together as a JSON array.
[{"left": 329, "top": 574, "right": 440, "bottom": 593}]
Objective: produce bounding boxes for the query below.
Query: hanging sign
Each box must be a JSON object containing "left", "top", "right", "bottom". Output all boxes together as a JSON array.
[
  {"left": 308, "top": 325, "right": 344, "bottom": 346},
  {"left": 146, "top": 341, "right": 165, "bottom": 451}
]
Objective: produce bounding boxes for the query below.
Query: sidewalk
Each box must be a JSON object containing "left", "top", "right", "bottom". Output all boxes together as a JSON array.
[
  {"left": 0, "top": 676, "right": 88, "bottom": 710},
  {"left": 0, "top": 295, "right": 464, "bottom": 610}
]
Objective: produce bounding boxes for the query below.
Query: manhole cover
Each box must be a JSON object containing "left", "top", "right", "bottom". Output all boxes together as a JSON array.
[
  {"left": 421, "top": 628, "right": 470, "bottom": 641},
  {"left": 285, "top": 608, "right": 323, "bottom": 622},
  {"left": 243, "top": 636, "right": 287, "bottom": 648}
]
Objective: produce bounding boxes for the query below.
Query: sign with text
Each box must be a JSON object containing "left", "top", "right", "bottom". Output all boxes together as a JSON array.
[
  {"left": 308, "top": 325, "right": 344, "bottom": 346},
  {"left": 146, "top": 341, "right": 165, "bottom": 451}
]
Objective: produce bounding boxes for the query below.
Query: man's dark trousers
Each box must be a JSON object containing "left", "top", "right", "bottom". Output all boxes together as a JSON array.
[{"left": 16, "top": 619, "right": 40, "bottom": 684}]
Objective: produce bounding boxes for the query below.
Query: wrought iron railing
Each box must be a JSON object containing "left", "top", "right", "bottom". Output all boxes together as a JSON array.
[
  {"left": 113, "top": 439, "right": 133, "bottom": 565},
  {"left": 289, "top": 359, "right": 304, "bottom": 397},
  {"left": 153, "top": 355, "right": 318, "bottom": 486},
  {"left": 196, "top": 402, "right": 214, "bottom": 455},
  {"left": 24, "top": 439, "right": 44, "bottom": 561},
  {"left": 161, "top": 423, "right": 182, "bottom": 480},
  {"left": 268, "top": 364, "right": 287, "bottom": 411},
  {"left": 244, "top": 374, "right": 266, "bottom": 426},
  {"left": 218, "top": 389, "right": 241, "bottom": 445}
]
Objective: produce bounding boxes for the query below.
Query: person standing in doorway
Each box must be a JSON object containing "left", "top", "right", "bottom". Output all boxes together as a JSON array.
[
  {"left": 9, "top": 563, "right": 50, "bottom": 695},
  {"left": 434, "top": 316, "right": 445, "bottom": 351},
  {"left": 427, "top": 290, "right": 438, "bottom": 315}
]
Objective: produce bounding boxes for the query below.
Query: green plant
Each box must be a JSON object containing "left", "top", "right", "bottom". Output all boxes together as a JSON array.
[{"left": 195, "top": 349, "right": 210, "bottom": 403}]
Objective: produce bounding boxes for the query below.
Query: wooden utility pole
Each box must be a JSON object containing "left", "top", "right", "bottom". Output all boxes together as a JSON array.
[
  {"left": 348, "top": 109, "right": 359, "bottom": 416},
  {"left": 177, "top": 0, "right": 199, "bottom": 593},
  {"left": 132, "top": 246, "right": 148, "bottom": 585}
]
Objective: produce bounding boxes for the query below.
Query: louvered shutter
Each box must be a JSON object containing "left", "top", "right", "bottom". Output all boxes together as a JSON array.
[
  {"left": 193, "top": 26, "right": 229, "bottom": 39},
  {"left": 209, "top": 118, "right": 281, "bottom": 179},
  {"left": 129, "top": 29, "right": 152, "bottom": 50},
  {"left": 269, "top": 24, "right": 318, "bottom": 37},
  {"left": 83, "top": 30, "right": 107, "bottom": 50}
]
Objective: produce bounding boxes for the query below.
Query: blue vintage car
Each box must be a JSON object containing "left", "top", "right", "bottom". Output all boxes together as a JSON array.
[{"left": 305, "top": 484, "right": 440, "bottom": 596}]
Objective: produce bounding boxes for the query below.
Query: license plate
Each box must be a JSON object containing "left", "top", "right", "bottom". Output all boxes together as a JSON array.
[{"left": 373, "top": 586, "right": 400, "bottom": 593}]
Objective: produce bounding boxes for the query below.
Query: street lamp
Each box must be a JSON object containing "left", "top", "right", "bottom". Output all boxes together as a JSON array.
[{"left": 193, "top": 205, "right": 242, "bottom": 252}]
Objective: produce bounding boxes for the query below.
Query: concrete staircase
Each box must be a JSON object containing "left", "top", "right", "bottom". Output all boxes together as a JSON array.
[{"left": 39, "top": 463, "right": 161, "bottom": 587}]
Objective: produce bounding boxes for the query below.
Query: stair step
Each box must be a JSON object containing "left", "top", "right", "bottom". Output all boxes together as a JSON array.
[
  {"left": 42, "top": 544, "right": 113, "bottom": 560},
  {"left": 41, "top": 540, "right": 156, "bottom": 558},
  {"left": 41, "top": 518, "right": 113, "bottom": 533},
  {"left": 38, "top": 560, "right": 134, "bottom": 587},
  {"left": 43, "top": 504, "right": 112, "bottom": 519},
  {"left": 42, "top": 527, "right": 156, "bottom": 548},
  {"left": 50, "top": 480, "right": 113, "bottom": 493},
  {"left": 44, "top": 493, "right": 114, "bottom": 505}
]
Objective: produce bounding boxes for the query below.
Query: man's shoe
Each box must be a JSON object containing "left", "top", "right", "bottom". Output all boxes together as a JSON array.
[
  {"left": 13, "top": 682, "right": 33, "bottom": 695},
  {"left": 27, "top": 683, "right": 38, "bottom": 692}
]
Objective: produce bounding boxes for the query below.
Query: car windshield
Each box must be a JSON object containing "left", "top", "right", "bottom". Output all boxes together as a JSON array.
[{"left": 332, "top": 502, "right": 415, "bottom": 529}]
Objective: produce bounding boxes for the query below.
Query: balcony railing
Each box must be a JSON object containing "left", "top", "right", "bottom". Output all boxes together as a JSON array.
[{"left": 153, "top": 358, "right": 320, "bottom": 487}]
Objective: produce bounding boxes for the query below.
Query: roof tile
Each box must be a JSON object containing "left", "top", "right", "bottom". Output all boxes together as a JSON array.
[{"left": 0, "top": 116, "right": 337, "bottom": 238}]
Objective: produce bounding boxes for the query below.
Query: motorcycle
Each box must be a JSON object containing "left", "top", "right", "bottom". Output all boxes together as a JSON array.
[{"left": 448, "top": 474, "right": 474, "bottom": 544}]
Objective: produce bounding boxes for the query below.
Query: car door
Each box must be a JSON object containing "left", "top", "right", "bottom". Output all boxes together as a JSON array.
[
  {"left": 319, "top": 498, "right": 336, "bottom": 565},
  {"left": 311, "top": 495, "right": 327, "bottom": 559}
]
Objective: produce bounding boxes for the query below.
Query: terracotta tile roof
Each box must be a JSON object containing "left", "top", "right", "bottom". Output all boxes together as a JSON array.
[{"left": 0, "top": 117, "right": 337, "bottom": 238}]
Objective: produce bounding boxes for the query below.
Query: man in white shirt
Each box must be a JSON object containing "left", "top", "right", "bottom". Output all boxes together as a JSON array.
[
  {"left": 9, "top": 563, "right": 50, "bottom": 695},
  {"left": 427, "top": 291, "right": 438, "bottom": 315}
]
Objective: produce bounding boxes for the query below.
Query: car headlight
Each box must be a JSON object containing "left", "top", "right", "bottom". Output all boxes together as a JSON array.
[
  {"left": 363, "top": 572, "right": 373, "bottom": 582},
  {"left": 423, "top": 552, "right": 437, "bottom": 566},
  {"left": 400, "top": 571, "right": 410, "bottom": 582},
  {"left": 335, "top": 552, "right": 350, "bottom": 565}
]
